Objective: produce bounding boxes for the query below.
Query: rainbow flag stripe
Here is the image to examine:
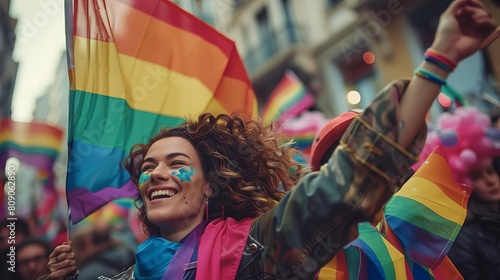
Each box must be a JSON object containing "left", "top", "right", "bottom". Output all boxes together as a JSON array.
[
  {"left": 0, "top": 119, "right": 63, "bottom": 164},
  {"left": 66, "top": 0, "right": 257, "bottom": 223},
  {"left": 385, "top": 145, "right": 470, "bottom": 269},
  {"left": 350, "top": 222, "right": 407, "bottom": 279},
  {"left": 280, "top": 111, "right": 328, "bottom": 151},
  {"left": 261, "top": 70, "right": 314, "bottom": 124}
]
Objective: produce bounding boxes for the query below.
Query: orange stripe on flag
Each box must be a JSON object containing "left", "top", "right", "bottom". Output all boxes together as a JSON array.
[
  {"left": 414, "top": 146, "right": 471, "bottom": 207},
  {"left": 76, "top": 0, "right": 228, "bottom": 94}
]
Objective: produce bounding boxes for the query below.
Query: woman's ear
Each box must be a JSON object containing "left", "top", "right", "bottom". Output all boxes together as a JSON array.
[{"left": 205, "top": 182, "right": 214, "bottom": 197}]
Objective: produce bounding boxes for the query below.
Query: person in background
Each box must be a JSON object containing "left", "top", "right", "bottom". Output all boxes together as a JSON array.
[
  {"left": 0, "top": 218, "right": 32, "bottom": 280},
  {"left": 0, "top": 218, "right": 31, "bottom": 251},
  {"left": 15, "top": 237, "right": 52, "bottom": 280}
]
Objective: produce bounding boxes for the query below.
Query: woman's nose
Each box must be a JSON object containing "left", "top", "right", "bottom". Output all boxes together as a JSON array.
[
  {"left": 150, "top": 165, "right": 170, "bottom": 182},
  {"left": 485, "top": 172, "right": 498, "bottom": 185}
]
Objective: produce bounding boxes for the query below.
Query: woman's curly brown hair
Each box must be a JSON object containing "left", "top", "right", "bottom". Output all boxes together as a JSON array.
[{"left": 123, "top": 113, "right": 306, "bottom": 236}]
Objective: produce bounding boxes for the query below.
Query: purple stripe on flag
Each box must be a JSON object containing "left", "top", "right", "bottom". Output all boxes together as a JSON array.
[
  {"left": 385, "top": 215, "right": 450, "bottom": 268},
  {"left": 68, "top": 180, "right": 139, "bottom": 223},
  {"left": 0, "top": 149, "right": 55, "bottom": 170}
]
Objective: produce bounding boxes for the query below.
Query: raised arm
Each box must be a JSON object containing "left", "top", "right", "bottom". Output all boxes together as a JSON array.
[{"left": 398, "top": 0, "right": 499, "bottom": 147}]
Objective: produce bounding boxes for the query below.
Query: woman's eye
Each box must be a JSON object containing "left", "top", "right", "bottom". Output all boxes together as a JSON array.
[
  {"left": 141, "top": 166, "right": 154, "bottom": 172},
  {"left": 171, "top": 161, "right": 186, "bottom": 167}
]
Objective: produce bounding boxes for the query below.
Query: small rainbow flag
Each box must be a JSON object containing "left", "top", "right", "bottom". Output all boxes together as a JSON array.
[
  {"left": 384, "top": 145, "right": 471, "bottom": 270},
  {"left": 0, "top": 119, "right": 64, "bottom": 237},
  {"left": 261, "top": 70, "right": 315, "bottom": 124},
  {"left": 66, "top": 0, "right": 257, "bottom": 224},
  {"left": 280, "top": 111, "right": 328, "bottom": 151},
  {"left": 0, "top": 119, "right": 63, "bottom": 166}
]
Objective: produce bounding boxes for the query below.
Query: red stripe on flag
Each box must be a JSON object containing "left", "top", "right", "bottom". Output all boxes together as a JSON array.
[{"left": 116, "top": 0, "right": 234, "bottom": 56}]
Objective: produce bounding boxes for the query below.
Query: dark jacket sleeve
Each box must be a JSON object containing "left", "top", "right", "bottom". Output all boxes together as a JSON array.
[
  {"left": 448, "top": 224, "right": 481, "bottom": 280},
  {"left": 248, "top": 79, "right": 427, "bottom": 279}
]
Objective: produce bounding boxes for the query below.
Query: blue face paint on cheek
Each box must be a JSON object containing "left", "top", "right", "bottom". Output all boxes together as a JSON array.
[
  {"left": 171, "top": 167, "right": 196, "bottom": 182},
  {"left": 138, "top": 172, "right": 151, "bottom": 189}
]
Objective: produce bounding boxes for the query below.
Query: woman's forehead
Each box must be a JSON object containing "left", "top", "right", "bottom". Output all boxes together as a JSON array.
[{"left": 146, "top": 137, "right": 198, "bottom": 159}]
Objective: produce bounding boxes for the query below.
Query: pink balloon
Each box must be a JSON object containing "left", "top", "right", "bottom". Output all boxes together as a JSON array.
[
  {"left": 460, "top": 149, "right": 477, "bottom": 167},
  {"left": 449, "top": 155, "right": 468, "bottom": 174},
  {"left": 437, "top": 113, "right": 458, "bottom": 130}
]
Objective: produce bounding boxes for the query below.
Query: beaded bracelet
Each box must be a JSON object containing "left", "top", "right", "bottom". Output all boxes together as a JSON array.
[
  {"left": 425, "top": 48, "right": 457, "bottom": 71},
  {"left": 414, "top": 68, "right": 447, "bottom": 86}
]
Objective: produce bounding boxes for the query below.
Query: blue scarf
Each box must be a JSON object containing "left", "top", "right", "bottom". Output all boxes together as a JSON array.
[
  {"left": 133, "top": 222, "right": 208, "bottom": 280},
  {"left": 134, "top": 236, "right": 182, "bottom": 279}
]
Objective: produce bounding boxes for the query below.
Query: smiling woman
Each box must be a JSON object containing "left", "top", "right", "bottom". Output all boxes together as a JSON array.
[
  {"left": 135, "top": 136, "right": 212, "bottom": 242},
  {"left": 126, "top": 115, "right": 301, "bottom": 241}
]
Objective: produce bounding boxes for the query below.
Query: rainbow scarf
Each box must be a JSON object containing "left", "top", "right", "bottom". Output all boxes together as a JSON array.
[
  {"left": 65, "top": 0, "right": 257, "bottom": 224},
  {"left": 261, "top": 70, "right": 314, "bottom": 124}
]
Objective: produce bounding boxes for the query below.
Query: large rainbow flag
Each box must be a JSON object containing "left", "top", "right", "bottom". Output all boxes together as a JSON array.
[
  {"left": 0, "top": 119, "right": 64, "bottom": 237},
  {"left": 66, "top": 0, "right": 257, "bottom": 224},
  {"left": 261, "top": 70, "right": 315, "bottom": 124}
]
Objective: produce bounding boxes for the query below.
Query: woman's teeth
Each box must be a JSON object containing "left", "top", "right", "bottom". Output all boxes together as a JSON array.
[{"left": 150, "top": 189, "right": 177, "bottom": 200}]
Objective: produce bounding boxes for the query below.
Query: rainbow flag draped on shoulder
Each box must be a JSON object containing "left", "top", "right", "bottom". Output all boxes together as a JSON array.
[{"left": 66, "top": 0, "right": 257, "bottom": 224}]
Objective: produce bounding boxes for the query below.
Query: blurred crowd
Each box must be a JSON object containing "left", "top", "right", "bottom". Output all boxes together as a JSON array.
[{"left": 0, "top": 219, "right": 135, "bottom": 280}]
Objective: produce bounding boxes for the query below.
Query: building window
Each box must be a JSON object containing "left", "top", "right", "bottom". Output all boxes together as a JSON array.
[
  {"left": 256, "top": 7, "right": 276, "bottom": 60},
  {"left": 281, "top": 0, "right": 298, "bottom": 44},
  {"left": 234, "top": 0, "right": 245, "bottom": 6},
  {"left": 328, "top": 0, "right": 342, "bottom": 8},
  {"left": 191, "top": 0, "right": 216, "bottom": 26}
]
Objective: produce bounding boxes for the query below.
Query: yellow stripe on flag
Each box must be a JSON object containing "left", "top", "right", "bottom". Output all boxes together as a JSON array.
[
  {"left": 74, "top": 37, "right": 226, "bottom": 117},
  {"left": 393, "top": 177, "right": 465, "bottom": 224}
]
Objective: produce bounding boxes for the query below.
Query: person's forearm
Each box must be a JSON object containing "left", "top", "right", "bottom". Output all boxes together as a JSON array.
[{"left": 398, "top": 60, "right": 450, "bottom": 148}]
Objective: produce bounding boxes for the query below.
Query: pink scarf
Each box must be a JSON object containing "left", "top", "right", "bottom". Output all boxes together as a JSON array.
[{"left": 196, "top": 217, "right": 254, "bottom": 280}]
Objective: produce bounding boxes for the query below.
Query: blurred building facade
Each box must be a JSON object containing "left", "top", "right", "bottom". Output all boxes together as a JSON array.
[
  {"left": 32, "top": 52, "right": 69, "bottom": 189},
  {"left": 0, "top": 0, "right": 17, "bottom": 118},
  {"left": 207, "top": 0, "right": 500, "bottom": 119}
]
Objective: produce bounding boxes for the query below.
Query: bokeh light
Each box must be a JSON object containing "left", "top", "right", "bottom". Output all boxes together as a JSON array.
[
  {"left": 347, "top": 90, "right": 361, "bottom": 105},
  {"left": 363, "top": 52, "right": 375, "bottom": 64},
  {"left": 438, "top": 92, "right": 452, "bottom": 109}
]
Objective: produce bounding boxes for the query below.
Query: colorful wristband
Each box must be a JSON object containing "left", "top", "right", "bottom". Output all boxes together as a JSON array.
[
  {"left": 424, "top": 56, "right": 453, "bottom": 72},
  {"left": 414, "top": 68, "right": 447, "bottom": 86},
  {"left": 425, "top": 48, "right": 458, "bottom": 70}
]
